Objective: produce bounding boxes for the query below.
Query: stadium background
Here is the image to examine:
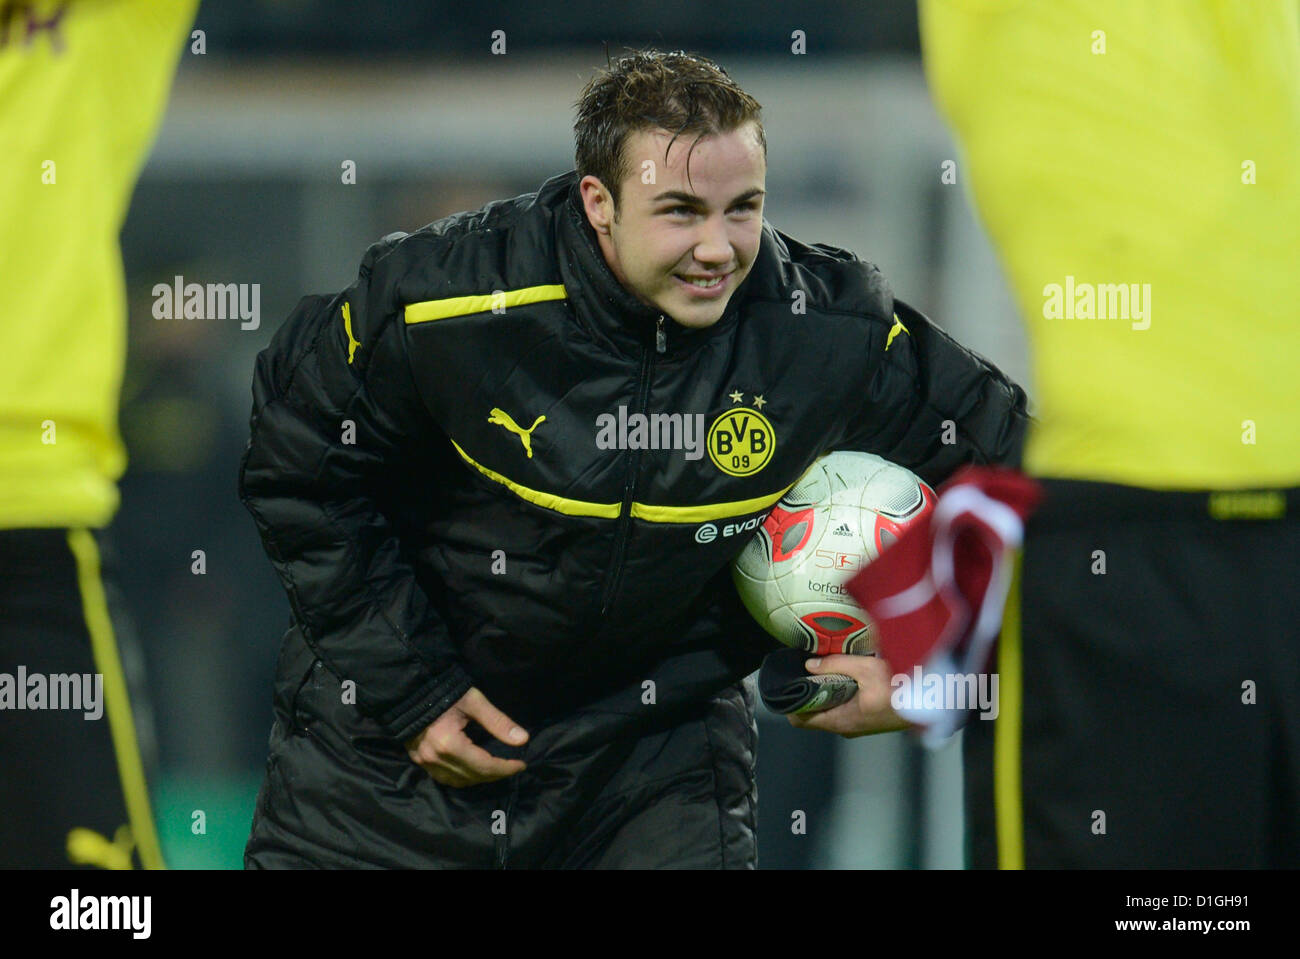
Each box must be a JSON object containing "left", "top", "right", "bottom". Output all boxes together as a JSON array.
[{"left": 114, "top": 0, "right": 1032, "bottom": 868}]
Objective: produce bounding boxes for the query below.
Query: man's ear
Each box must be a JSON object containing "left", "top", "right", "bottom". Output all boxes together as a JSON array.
[{"left": 579, "top": 175, "right": 614, "bottom": 234}]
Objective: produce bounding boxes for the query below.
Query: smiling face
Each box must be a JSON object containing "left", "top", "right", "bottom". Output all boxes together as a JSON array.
[{"left": 578, "top": 122, "right": 767, "bottom": 330}]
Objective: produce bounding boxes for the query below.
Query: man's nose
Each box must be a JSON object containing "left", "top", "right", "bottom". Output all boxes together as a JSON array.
[{"left": 692, "top": 216, "right": 733, "bottom": 265}]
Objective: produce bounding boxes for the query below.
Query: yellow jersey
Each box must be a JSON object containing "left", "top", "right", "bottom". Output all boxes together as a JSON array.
[
  {"left": 0, "top": 0, "right": 195, "bottom": 527},
  {"left": 921, "top": 0, "right": 1300, "bottom": 488}
]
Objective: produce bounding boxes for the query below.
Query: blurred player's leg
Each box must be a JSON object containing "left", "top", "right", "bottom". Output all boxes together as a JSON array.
[
  {"left": 965, "top": 482, "right": 1300, "bottom": 868},
  {"left": 0, "top": 529, "right": 164, "bottom": 868}
]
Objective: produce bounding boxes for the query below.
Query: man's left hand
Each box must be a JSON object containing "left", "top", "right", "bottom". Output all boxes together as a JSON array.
[{"left": 786, "top": 653, "right": 913, "bottom": 738}]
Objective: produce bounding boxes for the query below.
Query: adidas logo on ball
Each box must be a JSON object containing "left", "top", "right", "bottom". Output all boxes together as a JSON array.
[{"left": 832, "top": 523, "right": 853, "bottom": 536}]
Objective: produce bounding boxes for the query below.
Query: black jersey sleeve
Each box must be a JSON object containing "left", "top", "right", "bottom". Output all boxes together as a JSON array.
[{"left": 838, "top": 298, "right": 1031, "bottom": 487}]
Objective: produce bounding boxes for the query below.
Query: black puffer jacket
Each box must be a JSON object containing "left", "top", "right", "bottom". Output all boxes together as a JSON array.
[{"left": 239, "top": 168, "right": 1029, "bottom": 742}]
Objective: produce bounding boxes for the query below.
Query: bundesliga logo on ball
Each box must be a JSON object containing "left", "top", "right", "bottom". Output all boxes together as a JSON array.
[{"left": 732, "top": 451, "right": 935, "bottom": 656}]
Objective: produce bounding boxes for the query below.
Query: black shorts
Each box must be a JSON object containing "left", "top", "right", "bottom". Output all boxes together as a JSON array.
[
  {"left": 245, "top": 624, "right": 759, "bottom": 869},
  {"left": 964, "top": 481, "right": 1300, "bottom": 868},
  {"left": 0, "top": 528, "right": 164, "bottom": 869}
]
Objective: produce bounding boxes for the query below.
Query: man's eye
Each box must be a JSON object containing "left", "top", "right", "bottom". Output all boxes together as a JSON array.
[{"left": 664, "top": 203, "right": 757, "bottom": 216}]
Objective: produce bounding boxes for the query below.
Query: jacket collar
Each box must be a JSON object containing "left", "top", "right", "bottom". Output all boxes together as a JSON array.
[{"left": 553, "top": 170, "right": 747, "bottom": 360}]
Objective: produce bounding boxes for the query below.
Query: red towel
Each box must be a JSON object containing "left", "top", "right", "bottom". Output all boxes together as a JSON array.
[{"left": 846, "top": 466, "right": 1043, "bottom": 743}]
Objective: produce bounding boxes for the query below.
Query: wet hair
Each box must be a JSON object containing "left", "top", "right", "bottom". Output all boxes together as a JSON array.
[{"left": 573, "top": 48, "right": 766, "bottom": 215}]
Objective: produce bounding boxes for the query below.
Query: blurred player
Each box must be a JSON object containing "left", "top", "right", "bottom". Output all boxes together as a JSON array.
[
  {"left": 800, "top": 0, "right": 1300, "bottom": 868},
  {"left": 0, "top": 0, "right": 196, "bottom": 867},
  {"left": 239, "top": 49, "right": 1029, "bottom": 869}
]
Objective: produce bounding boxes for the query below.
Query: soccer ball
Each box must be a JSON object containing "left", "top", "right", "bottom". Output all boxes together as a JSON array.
[{"left": 732, "top": 451, "right": 935, "bottom": 656}]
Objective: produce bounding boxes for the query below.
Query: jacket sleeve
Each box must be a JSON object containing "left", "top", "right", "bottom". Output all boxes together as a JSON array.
[
  {"left": 838, "top": 297, "right": 1032, "bottom": 488},
  {"left": 238, "top": 238, "right": 473, "bottom": 743}
]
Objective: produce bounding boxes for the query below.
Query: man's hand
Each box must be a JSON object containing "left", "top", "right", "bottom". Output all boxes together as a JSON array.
[
  {"left": 404, "top": 686, "right": 530, "bottom": 787},
  {"left": 786, "top": 654, "right": 913, "bottom": 738}
]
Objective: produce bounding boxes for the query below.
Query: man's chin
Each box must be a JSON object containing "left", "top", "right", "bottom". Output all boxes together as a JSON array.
[{"left": 662, "top": 297, "right": 730, "bottom": 330}]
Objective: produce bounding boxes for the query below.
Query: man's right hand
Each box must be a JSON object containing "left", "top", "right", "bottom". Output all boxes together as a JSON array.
[{"left": 403, "top": 687, "right": 529, "bottom": 788}]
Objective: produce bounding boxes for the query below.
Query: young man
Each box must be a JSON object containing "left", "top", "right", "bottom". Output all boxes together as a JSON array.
[{"left": 240, "top": 49, "right": 1029, "bottom": 868}]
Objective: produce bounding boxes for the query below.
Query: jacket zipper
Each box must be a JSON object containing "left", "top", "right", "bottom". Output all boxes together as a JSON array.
[
  {"left": 599, "top": 314, "right": 664, "bottom": 616},
  {"left": 494, "top": 774, "right": 521, "bottom": 869}
]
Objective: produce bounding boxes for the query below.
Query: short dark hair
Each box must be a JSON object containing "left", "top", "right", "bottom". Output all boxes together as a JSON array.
[{"left": 573, "top": 49, "right": 766, "bottom": 214}]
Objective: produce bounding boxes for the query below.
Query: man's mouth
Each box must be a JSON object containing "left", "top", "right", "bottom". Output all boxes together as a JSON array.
[{"left": 674, "top": 271, "right": 732, "bottom": 291}]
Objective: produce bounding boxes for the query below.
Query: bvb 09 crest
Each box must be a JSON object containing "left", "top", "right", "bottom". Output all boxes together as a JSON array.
[{"left": 707, "top": 407, "right": 776, "bottom": 477}]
